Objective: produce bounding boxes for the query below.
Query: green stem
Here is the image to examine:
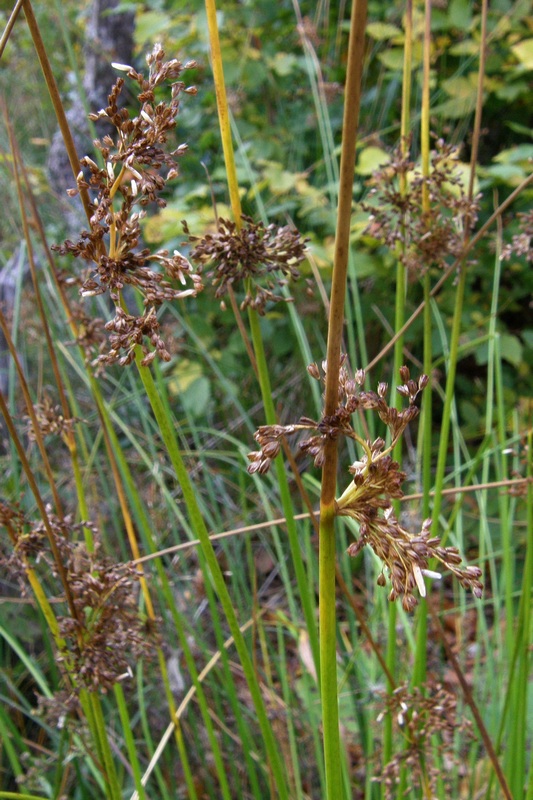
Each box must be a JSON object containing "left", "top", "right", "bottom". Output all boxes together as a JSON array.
[
  {"left": 412, "top": 0, "right": 433, "bottom": 691},
  {"left": 86, "top": 691, "right": 122, "bottom": 800},
  {"left": 114, "top": 683, "right": 148, "bottom": 800},
  {"left": 0, "top": 794, "right": 52, "bottom": 800},
  {"left": 319, "top": 502, "right": 342, "bottom": 799},
  {"left": 135, "top": 355, "right": 289, "bottom": 799},
  {"left": 432, "top": 0, "right": 488, "bottom": 526},
  {"left": 248, "top": 307, "right": 320, "bottom": 668}
]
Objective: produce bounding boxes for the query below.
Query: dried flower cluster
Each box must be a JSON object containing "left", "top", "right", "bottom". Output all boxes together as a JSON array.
[
  {"left": 501, "top": 209, "right": 533, "bottom": 262},
  {"left": 248, "top": 361, "right": 482, "bottom": 609},
  {"left": 25, "top": 393, "right": 77, "bottom": 441},
  {"left": 363, "top": 138, "right": 480, "bottom": 274},
  {"left": 377, "top": 683, "right": 472, "bottom": 799},
  {"left": 248, "top": 359, "right": 425, "bottom": 475},
  {"left": 54, "top": 44, "right": 203, "bottom": 367},
  {"left": 184, "top": 214, "right": 307, "bottom": 314},
  {"left": 0, "top": 505, "right": 156, "bottom": 692}
]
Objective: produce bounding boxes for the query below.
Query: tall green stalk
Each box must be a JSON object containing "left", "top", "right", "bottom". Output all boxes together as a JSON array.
[
  {"left": 135, "top": 355, "right": 290, "bottom": 799},
  {"left": 431, "top": 0, "right": 488, "bottom": 528},
  {"left": 204, "top": 0, "right": 320, "bottom": 674},
  {"left": 318, "top": 1, "right": 367, "bottom": 796},
  {"left": 384, "top": 0, "right": 412, "bottom": 779},
  {"left": 412, "top": 0, "right": 433, "bottom": 690}
]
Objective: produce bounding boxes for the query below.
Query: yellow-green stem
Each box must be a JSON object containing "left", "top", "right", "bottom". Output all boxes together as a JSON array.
[
  {"left": 412, "top": 0, "right": 433, "bottom": 691},
  {"left": 385, "top": 0, "right": 412, "bottom": 778},
  {"left": 432, "top": 0, "right": 488, "bottom": 528},
  {"left": 204, "top": 0, "right": 242, "bottom": 220},
  {"left": 319, "top": 499, "right": 342, "bottom": 799},
  {"left": 0, "top": 0, "right": 25, "bottom": 59},
  {"left": 205, "top": 0, "right": 321, "bottom": 674}
]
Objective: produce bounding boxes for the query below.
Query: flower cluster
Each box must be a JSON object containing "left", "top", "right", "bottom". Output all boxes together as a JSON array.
[
  {"left": 25, "top": 393, "right": 78, "bottom": 441},
  {"left": 248, "top": 361, "right": 482, "bottom": 609},
  {"left": 0, "top": 505, "right": 156, "bottom": 692},
  {"left": 54, "top": 44, "right": 203, "bottom": 367},
  {"left": 185, "top": 214, "right": 307, "bottom": 314},
  {"left": 56, "top": 536, "right": 156, "bottom": 692},
  {"left": 377, "top": 683, "right": 473, "bottom": 799},
  {"left": 501, "top": 208, "right": 533, "bottom": 262},
  {"left": 248, "top": 359, "right": 426, "bottom": 475},
  {"left": 342, "top": 510, "right": 482, "bottom": 612},
  {"left": 363, "top": 138, "right": 480, "bottom": 274}
]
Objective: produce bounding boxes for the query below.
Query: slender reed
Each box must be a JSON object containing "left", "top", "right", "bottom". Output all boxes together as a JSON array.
[
  {"left": 319, "top": 0, "right": 368, "bottom": 796},
  {"left": 203, "top": 0, "right": 321, "bottom": 675},
  {"left": 422, "top": 0, "right": 488, "bottom": 529}
]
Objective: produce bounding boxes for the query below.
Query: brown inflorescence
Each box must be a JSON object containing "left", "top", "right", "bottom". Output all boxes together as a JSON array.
[
  {"left": 377, "top": 683, "right": 473, "bottom": 799},
  {"left": 53, "top": 44, "right": 203, "bottom": 367},
  {"left": 185, "top": 214, "right": 308, "bottom": 314},
  {"left": 362, "top": 138, "right": 480, "bottom": 275},
  {"left": 501, "top": 209, "right": 533, "bottom": 262},
  {"left": 248, "top": 361, "right": 483, "bottom": 610},
  {"left": 0, "top": 504, "right": 157, "bottom": 693}
]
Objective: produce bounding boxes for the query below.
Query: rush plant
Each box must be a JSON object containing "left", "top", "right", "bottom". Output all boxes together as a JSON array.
[{"left": 0, "top": 1, "right": 531, "bottom": 799}]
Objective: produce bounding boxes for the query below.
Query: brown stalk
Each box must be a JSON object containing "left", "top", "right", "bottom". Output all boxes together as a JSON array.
[
  {"left": 321, "top": 0, "right": 368, "bottom": 503},
  {"left": 430, "top": 610, "right": 513, "bottom": 800},
  {"left": 0, "top": 0, "right": 25, "bottom": 58},
  {"left": 319, "top": 0, "right": 368, "bottom": 794},
  {"left": 3, "top": 100, "right": 82, "bottom": 486},
  {"left": 0, "top": 392, "right": 80, "bottom": 625},
  {"left": 22, "top": 0, "right": 93, "bottom": 225}
]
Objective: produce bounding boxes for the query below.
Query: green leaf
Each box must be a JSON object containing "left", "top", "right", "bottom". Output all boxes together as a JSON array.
[
  {"left": 522, "top": 330, "right": 533, "bottom": 348},
  {"left": 449, "top": 40, "right": 480, "bottom": 56},
  {"left": 261, "top": 161, "right": 305, "bottom": 195},
  {"left": 134, "top": 11, "right": 172, "bottom": 45},
  {"left": 505, "top": 121, "right": 533, "bottom": 137},
  {"left": 377, "top": 48, "right": 406, "bottom": 71},
  {"left": 512, "top": 39, "right": 533, "bottom": 70},
  {"left": 484, "top": 163, "right": 526, "bottom": 186},
  {"left": 435, "top": 71, "right": 480, "bottom": 118},
  {"left": 449, "top": 0, "right": 472, "bottom": 30},
  {"left": 441, "top": 74, "right": 478, "bottom": 102},
  {"left": 355, "top": 146, "right": 390, "bottom": 175},
  {"left": 476, "top": 334, "right": 524, "bottom": 368},
  {"left": 460, "top": 399, "right": 481, "bottom": 429},
  {"left": 499, "top": 334, "right": 523, "bottom": 368},
  {"left": 493, "top": 144, "right": 533, "bottom": 164},
  {"left": 168, "top": 359, "right": 211, "bottom": 418},
  {"left": 269, "top": 52, "right": 298, "bottom": 77},
  {"left": 495, "top": 80, "right": 531, "bottom": 102},
  {"left": 350, "top": 252, "right": 386, "bottom": 278},
  {"left": 366, "top": 22, "right": 402, "bottom": 41},
  {"left": 182, "top": 376, "right": 211, "bottom": 418}
]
